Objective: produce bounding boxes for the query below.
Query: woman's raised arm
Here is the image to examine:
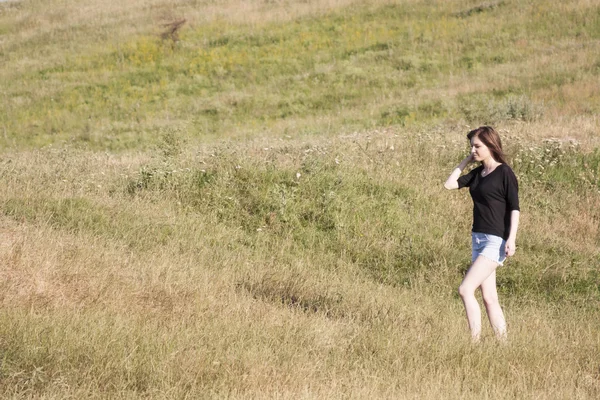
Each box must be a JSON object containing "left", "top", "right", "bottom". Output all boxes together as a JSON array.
[{"left": 444, "top": 154, "right": 474, "bottom": 190}]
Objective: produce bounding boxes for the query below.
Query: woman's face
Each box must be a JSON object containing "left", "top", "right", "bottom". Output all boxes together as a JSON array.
[{"left": 470, "top": 135, "right": 492, "bottom": 162}]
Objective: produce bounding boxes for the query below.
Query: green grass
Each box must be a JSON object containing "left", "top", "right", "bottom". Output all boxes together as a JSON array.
[
  {"left": 1, "top": 0, "right": 600, "bottom": 398},
  {"left": 2, "top": 0, "right": 599, "bottom": 148}
]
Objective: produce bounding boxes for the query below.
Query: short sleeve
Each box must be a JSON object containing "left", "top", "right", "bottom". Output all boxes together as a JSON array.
[
  {"left": 457, "top": 167, "right": 479, "bottom": 189},
  {"left": 504, "top": 167, "right": 520, "bottom": 211}
]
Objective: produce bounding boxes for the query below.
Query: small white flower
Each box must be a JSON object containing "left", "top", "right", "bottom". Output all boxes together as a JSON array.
[{"left": 296, "top": 172, "right": 301, "bottom": 179}]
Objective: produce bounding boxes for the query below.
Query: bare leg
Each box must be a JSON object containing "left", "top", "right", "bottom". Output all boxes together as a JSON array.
[
  {"left": 458, "top": 256, "right": 499, "bottom": 341},
  {"left": 481, "top": 270, "right": 507, "bottom": 340}
]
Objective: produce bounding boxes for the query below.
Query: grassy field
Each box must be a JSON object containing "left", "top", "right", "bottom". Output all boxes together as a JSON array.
[{"left": 1, "top": 0, "right": 600, "bottom": 398}]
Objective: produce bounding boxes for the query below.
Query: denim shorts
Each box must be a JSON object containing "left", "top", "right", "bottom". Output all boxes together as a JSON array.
[{"left": 471, "top": 232, "right": 506, "bottom": 266}]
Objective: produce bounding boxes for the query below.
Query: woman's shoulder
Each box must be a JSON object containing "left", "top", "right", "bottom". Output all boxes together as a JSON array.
[
  {"left": 498, "top": 163, "right": 514, "bottom": 172},
  {"left": 498, "top": 163, "right": 518, "bottom": 180}
]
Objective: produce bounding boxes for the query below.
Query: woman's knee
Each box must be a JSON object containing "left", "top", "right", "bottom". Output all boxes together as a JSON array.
[
  {"left": 458, "top": 283, "right": 475, "bottom": 299},
  {"left": 482, "top": 291, "right": 499, "bottom": 307}
]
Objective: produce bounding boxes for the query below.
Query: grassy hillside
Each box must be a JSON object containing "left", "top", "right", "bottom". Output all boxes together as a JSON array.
[
  {"left": 0, "top": 0, "right": 599, "bottom": 398},
  {"left": 1, "top": 0, "right": 599, "bottom": 148}
]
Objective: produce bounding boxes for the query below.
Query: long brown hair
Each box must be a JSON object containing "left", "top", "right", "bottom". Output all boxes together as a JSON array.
[{"left": 467, "top": 126, "right": 507, "bottom": 164}]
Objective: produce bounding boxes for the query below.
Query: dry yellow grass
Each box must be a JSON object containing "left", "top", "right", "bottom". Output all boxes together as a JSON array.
[{"left": 1, "top": 127, "right": 599, "bottom": 398}]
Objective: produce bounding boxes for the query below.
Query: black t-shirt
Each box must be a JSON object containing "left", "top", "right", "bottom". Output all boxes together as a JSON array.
[{"left": 457, "top": 163, "right": 520, "bottom": 240}]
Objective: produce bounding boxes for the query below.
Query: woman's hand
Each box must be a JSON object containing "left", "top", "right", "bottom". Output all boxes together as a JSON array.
[
  {"left": 505, "top": 211, "right": 520, "bottom": 258},
  {"left": 505, "top": 238, "right": 517, "bottom": 257},
  {"left": 444, "top": 153, "right": 476, "bottom": 190}
]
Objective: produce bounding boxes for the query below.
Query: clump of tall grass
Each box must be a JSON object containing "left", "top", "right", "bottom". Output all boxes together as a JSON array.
[
  {"left": 511, "top": 137, "right": 600, "bottom": 190},
  {"left": 458, "top": 94, "right": 544, "bottom": 124}
]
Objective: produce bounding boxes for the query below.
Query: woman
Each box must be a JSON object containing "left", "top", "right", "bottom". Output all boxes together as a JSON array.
[{"left": 444, "top": 126, "right": 520, "bottom": 342}]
